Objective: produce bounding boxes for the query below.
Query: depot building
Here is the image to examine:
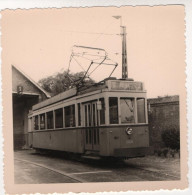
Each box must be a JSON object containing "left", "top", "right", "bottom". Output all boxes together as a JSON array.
[{"left": 12, "top": 65, "right": 50, "bottom": 150}]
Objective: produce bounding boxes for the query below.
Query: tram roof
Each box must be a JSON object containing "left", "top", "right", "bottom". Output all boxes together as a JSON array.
[{"left": 32, "top": 78, "right": 145, "bottom": 111}]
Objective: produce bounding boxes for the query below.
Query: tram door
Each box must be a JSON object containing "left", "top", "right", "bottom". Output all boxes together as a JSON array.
[{"left": 84, "top": 102, "right": 100, "bottom": 151}]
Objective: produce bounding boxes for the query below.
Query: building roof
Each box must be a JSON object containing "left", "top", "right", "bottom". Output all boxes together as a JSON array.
[
  {"left": 12, "top": 65, "right": 51, "bottom": 98},
  {"left": 147, "top": 95, "right": 179, "bottom": 104}
]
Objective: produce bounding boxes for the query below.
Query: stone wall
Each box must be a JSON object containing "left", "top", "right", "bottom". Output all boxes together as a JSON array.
[{"left": 147, "top": 96, "right": 180, "bottom": 150}]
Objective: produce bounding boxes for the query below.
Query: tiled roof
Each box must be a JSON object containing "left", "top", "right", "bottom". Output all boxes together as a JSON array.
[{"left": 147, "top": 95, "right": 179, "bottom": 104}]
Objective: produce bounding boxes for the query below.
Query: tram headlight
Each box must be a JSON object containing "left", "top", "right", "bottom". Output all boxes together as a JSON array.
[{"left": 126, "top": 127, "right": 133, "bottom": 135}]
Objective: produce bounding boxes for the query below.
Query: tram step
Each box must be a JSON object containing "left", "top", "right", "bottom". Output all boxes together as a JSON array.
[{"left": 81, "top": 155, "right": 101, "bottom": 160}]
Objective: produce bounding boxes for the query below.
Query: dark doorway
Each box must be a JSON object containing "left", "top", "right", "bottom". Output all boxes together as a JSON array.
[{"left": 12, "top": 94, "right": 39, "bottom": 150}]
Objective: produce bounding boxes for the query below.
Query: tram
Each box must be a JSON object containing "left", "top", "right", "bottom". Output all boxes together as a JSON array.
[
  {"left": 28, "top": 78, "right": 149, "bottom": 158},
  {"left": 28, "top": 24, "right": 149, "bottom": 159}
]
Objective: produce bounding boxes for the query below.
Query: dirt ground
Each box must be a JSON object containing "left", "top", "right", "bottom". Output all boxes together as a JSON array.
[
  {"left": 14, "top": 150, "right": 180, "bottom": 183},
  {"left": 126, "top": 155, "right": 180, "bottom": 178}
]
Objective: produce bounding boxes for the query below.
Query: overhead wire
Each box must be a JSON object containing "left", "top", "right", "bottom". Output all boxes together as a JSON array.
[
  {"left": 90, "top": 20, "right": 118, "bottom": 45},
  {"left": 64, "top": 30, "right": 116, "bottom": 36},
  {"left": 71, "top": 55, "right": 87, "bottom": 73}
]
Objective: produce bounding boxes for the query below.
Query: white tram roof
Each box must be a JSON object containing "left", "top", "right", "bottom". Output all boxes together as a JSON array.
[{"left": 32, "top": 78, "right": 145, "bottom": 111}]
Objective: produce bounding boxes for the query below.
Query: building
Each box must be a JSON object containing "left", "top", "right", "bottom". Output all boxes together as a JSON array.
[
  {"left": 12, "top": 65, "right": 50, "bottom": 150},
  {"left": 147, "top": 95, "right": 180, "bottom": 150}
]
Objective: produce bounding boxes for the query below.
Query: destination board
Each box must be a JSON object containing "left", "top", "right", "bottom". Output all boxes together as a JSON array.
[{"left": 110, "top": 80, "right": 143, "bottom": 91}]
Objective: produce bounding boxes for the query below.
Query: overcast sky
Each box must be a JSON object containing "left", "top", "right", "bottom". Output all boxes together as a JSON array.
[{"left": 2, "top": 6, "right": 185, "bottom": 98}]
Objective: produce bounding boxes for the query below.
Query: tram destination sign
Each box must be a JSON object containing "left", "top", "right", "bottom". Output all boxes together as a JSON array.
[{"left": 109, "top": 80, "right": 144, "bottom": 91}]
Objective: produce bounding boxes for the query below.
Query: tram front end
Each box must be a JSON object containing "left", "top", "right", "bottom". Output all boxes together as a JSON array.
[{"left": 99, "top": 80, "right": 150, "bottom": 159}]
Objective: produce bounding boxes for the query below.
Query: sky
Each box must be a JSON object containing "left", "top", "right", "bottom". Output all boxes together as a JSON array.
[{"left": 1, "top": 6, "right": 185, "bottom": 98}]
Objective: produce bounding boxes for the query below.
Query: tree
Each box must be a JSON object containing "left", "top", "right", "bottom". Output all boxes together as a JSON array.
[{"left": 38, "top": 70, "right": 94, "bottom": 96}]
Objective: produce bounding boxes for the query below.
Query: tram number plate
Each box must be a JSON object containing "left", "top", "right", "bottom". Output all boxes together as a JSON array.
[{"left": 126, "top": 140, "right": 133, "bottom": 144}]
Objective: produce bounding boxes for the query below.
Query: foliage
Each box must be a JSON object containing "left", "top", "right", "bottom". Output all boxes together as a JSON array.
[
  {"left": 38, "top": 70, "right": 94, "bottom": 96},
  {"left": 161, "top": 128, "right": 180, "bottom": 151}
]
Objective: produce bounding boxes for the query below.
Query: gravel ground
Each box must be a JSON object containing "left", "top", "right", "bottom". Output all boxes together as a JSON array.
[{"left": 125, "top": 155, "right": 180, "bottom": 178}]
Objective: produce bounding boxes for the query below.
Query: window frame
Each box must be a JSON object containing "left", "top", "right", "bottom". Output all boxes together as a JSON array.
[
  {"left": 120, "top": 97, "right": 135, "bottom": 124},
  {"left": 46, "top": 110, "right": 54, "bottom": 130},
  {"left": 54, "top": 108, "right": 64, "bottom": 129},
  {"left": 39, "top": 113, "right": 46, "bottom": 130},
  {"left": 136, "top": 98, "right": 146, "bottom": 124},
  {"left": 78, "top": 103, "right": 81, "bottom": 126},
  {"left": 99, "top": 98, "right": 105, "bottom": 125},
  {"left": 109, "top": 97, "right": 119, "bottom": 124},
  {"left": 34, "top": 115, "right": 39, "bottom": 130},
  {"left": 64, "top": 104, "right": 76, "bottom": 128},
  {"left": 107, "top": 94, "right": 147, "bottom": 125}
]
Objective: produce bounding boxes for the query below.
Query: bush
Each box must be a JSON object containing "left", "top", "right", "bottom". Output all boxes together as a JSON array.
[{"left": 161, "top": 128, "right": 180, "bottom": 151}]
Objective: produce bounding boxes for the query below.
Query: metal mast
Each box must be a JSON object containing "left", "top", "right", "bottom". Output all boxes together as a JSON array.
[
  {"left": 113, "top": 16, "right": 128, "bottom": 79},
  {"left": 121, "top": 26, "right": 128, "bottom": 79}
]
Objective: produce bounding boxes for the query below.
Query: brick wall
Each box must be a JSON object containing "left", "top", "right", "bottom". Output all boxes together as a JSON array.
[{"left": 147, "top": 96, "right": 180, "bottom": 150}]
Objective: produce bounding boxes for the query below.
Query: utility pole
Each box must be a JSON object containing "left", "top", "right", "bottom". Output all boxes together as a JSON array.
[
  {"left": 113, "top": 16, "right": 128, "bottom": 79},
  {"left": 121, "top": 26, "right": 128, "bottom": 79}
]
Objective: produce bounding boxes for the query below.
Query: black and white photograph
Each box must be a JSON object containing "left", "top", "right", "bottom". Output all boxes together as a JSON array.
[{"left": 1, "top": 3, "right": 188, "bottom": 194}]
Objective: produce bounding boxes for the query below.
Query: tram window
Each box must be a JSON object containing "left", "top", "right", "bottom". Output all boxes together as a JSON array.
[
  {"left": 55, "top": 108, "right": 63, "bottom": 128},
  {"left": 88, "top": 104, "right": 91, "bottom": 126},
  {"left": 40, "top": 113, "right": 45, "bottom": 130},
  {"left": 78, "top": 103, "right": 81, "bottom": 126},
  {"left": 137, "top": 98, "right": 146, "bottom": 123},
  {"left": 65, "top": 105, "right": 75, "bottom": 127},
  {"left": 85, "top": 105, "right": 88, "bottom": 127},
  {"left": 34, "top": 115, "right": 39, "bottom": 130},
  {"left": 100, "top": 98, "right": 105, "bottom": 125},
  {"left": 120, "top": 98, "right": 135, "bottom": 123},
  {"left": 47, "top": 111, "right": 54, "bottom": 129},
  {"left": 109, "top": 97, "right": 119, "bottom": 124}
]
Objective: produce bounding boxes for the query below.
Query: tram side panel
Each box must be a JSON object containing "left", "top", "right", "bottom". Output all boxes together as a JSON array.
[
  {"left": 99, "top": 125, "right": 149, "bottom": 157},
  {"left": 32, "top": 129, "right": 84, "bottom": 153},
  {"left": 99, "top": 127, "right": 110, "bottom": 156},
  {"left": 28, "top": 132, "right": 33, "bottom": 148}
]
